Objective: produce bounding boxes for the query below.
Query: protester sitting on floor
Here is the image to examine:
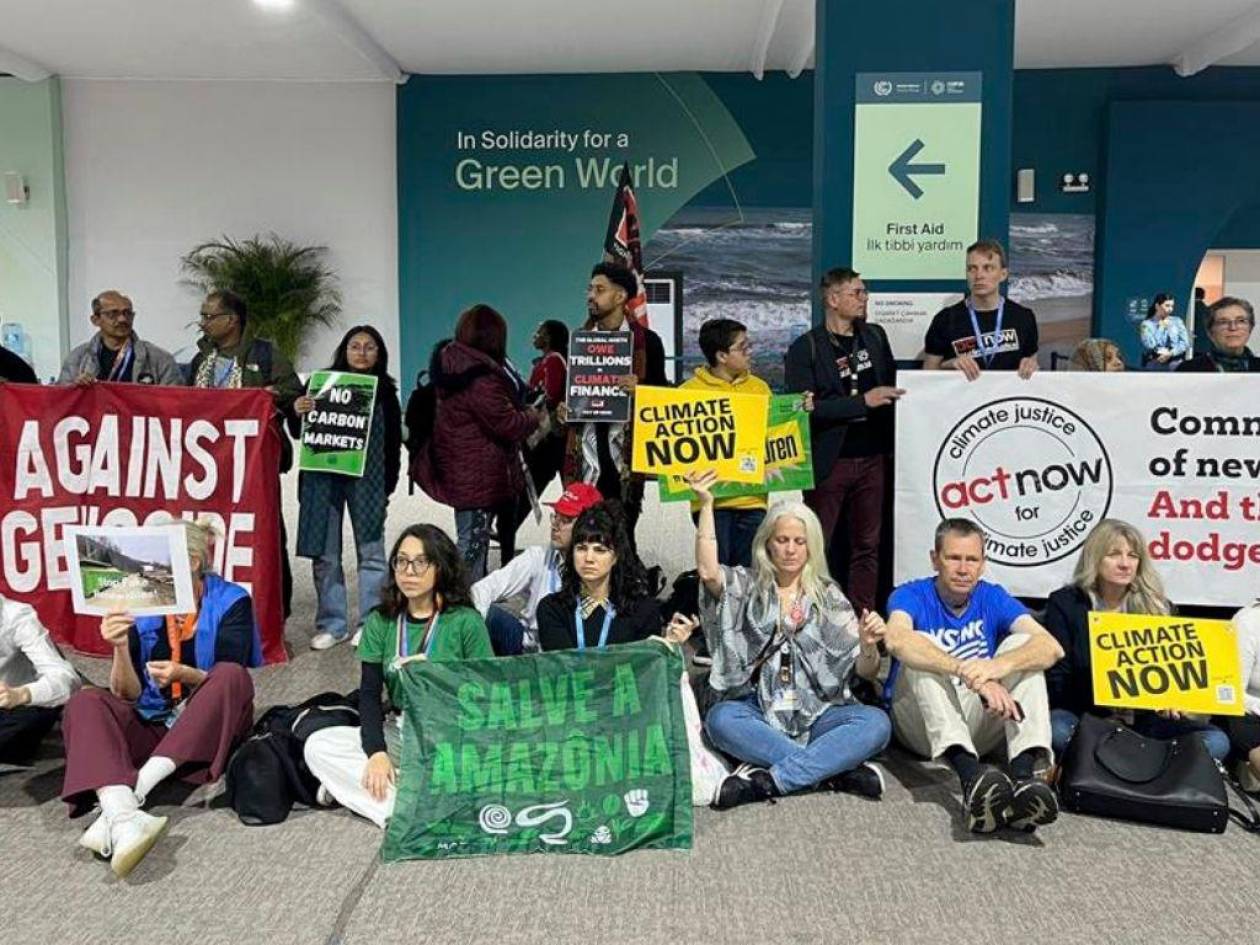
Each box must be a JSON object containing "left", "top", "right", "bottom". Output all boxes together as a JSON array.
[
  {"left": 1224, "top": 600, "right": 1260, "bottom": 789},
  {"left": 57, "top": 290, "right": 181, "bottom": 386},
  {"left": 682, "top": 470, "right": 891, "bottom": 810},
  {"left": 295, "top": 325, "right": 402, "bottom": 652},
  {"left": 1044, "top": 519, "right": 1230, "bottom": 761},
  {"left": 1177, "top": 296, "right": 1260, "bottom": 373},
  {"left": 304, "top": 525, "right": 492, "bottom": 829},
  {"left": 472, "top": 482, "right": 603, "bottom": 656},
  {"left": 876, "top": 518, "right": 1063, "bottom": 834},
  {"left": 0, "top": 594, "right": 80, "bottom": 765},
  {"left": 535, "top": 502, "right": 662, "bottom": 651},
  {"left": 60, "top": 519, "right": 261, "bottom": 878},
  {"left": 1068, "top": 338, "right": 1125, "bottom": 372}
]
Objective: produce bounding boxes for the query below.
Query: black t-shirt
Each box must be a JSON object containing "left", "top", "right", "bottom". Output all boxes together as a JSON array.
[
  {"left": 535, "top": 593, "right": 661, "bottom": 651},
  {"left": 96, "top": 344, "right": 134, "bottom": 382},
  {"left": 0, "top": 345, "right": 37, "bottom": 383},
  {"left": 827, "top": 331, "right": 890, "bottom": 457},
  {"left": 924, "top": 299, "right": 1039, "bottom": 371}
]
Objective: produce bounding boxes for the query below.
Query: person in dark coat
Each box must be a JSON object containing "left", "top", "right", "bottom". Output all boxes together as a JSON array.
[
  {"left": 295, "top": 326, "right": 403, "bottom": 650},
  {"left": 0, "top": 343, "right": 37, "bottom": 383},
  {"left": 1177, "top": 296, "right": 1260, "bottom": 373},
  {"left": 414, "top": 304, "right": 543, "bottom": 580}
]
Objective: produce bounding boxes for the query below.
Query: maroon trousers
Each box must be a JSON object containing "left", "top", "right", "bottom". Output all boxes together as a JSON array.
[
  {"left": 803, "top": 453, "right": 887, "bottom": 615},
  {"left": 60, "top": 662, "right": 254, "bottom": 810}
]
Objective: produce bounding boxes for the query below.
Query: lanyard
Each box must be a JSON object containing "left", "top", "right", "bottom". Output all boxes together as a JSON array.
[
  {"left": 395, "top": 610, "right": 439, "bottom": 665},
  {"left": 547, "top": 554, "right": 561, "bottom": 594},
  {"left": 106, "top": 340, "right": 135, "bottom": 382},
  {"left": 966, "top": 297, "right": 1005, "bottom": 367},
  {"left": 575, "top": 602, "right": 615, "bottom": 651},
  {"left": 212, "top": 355, "right": 236, "bottom": 388}
]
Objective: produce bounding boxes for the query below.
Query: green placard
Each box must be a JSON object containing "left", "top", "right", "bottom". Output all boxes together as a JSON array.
[
  {"left": 383, "top": 641, "right": 693, "bottom": 860},
  {"left": 852, "top": 72, "right": 981, "bottom": 280},
  {"left": 298, "top": 371, "right": 378, "bottom": 478},
  {"left": 658, "top": 394, "right": 813, "bottom": 502}
]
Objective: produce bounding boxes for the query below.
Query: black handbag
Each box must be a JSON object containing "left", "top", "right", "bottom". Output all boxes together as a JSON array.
[{"left": 1058, "top": 713, "right": 1259, "bottom": 833}]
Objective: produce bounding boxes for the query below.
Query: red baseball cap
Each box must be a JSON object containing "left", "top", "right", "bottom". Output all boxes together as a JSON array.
[{"left": 546, "top": 482, "right": 603, "bottom": 517}]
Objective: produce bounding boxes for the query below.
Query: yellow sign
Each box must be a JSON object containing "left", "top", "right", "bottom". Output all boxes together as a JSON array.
[
  {"left": 1089, "top": 612, "right": 1244, "bottom": 715},
  {"left": 631, "top": 386, "right": 768, "bottom": 483}
]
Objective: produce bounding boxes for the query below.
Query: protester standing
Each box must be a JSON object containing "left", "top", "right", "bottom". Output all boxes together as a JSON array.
[{"left": 295, "top": 326, "right": 402, "bottom": 650}]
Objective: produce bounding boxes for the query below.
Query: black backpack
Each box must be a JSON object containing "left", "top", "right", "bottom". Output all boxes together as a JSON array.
[{"left": 225, "top": 691, "right": 358, "bottom": 825}]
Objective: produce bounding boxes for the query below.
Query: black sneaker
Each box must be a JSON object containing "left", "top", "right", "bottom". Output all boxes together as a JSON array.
[
  {"left": 821, "top": 762, "right": 885, "bottom": 800},
  {"left": 711, "top": 765, "right": 778, "bottom": 810},
  {"left": 1007, "top": 778, "right": 1059, "bottom": 831},
  {"left": 963, "top": 765, "right": 1014, "bottom": 833}
]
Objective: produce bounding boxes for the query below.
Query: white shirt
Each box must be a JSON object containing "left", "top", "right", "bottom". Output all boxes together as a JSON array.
[
  {"left": 1233, "top": 604, "right": 1260, "bottom": 716},
  {"left": 0, "top": 595, "right": 80, "bottom": 708},
  {"left": 471, "top": 546, "right": 563, "bottom": 652}
]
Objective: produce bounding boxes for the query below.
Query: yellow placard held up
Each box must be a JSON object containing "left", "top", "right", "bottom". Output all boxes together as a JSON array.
[
  {"left": 1089, "top": 612, "right": 1244, "bottom": 716},
  {"left": 631, "top": 386, "right": 768, "bottom": 484}
]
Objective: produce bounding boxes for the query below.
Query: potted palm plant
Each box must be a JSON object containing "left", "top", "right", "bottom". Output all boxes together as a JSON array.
[{"left": 180, "top": 234, "right": 342, "bottom": 363}]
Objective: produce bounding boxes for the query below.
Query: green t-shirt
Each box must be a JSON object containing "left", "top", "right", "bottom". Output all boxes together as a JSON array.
[{"left": 358, "top": 605, "right": 493, "bottom": 705}]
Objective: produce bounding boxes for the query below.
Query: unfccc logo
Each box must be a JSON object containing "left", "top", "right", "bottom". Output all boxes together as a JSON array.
[
  {"left": 932, "top": 398, "right": 1113, "bottom": 567},
  {"left": 873, "top": 80, "right": 893, "bottom": 97}
]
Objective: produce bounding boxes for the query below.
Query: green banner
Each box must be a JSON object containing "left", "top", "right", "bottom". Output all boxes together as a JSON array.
[
  {"left": 851, "top": 72, "right": 981, "bottom": 279},
  {"left": 298, "top": 371, "right": 378, "bottom": 477},
  {"left": 383, "top": 641, "right": 693, "bottom": 860},
  {"left": 658, "top": 394, "right": 813, "bottom": 502}
]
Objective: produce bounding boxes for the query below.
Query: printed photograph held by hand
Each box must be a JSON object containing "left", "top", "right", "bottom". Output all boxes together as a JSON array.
[{"left": 64, "top": 524, "right": 195, "bottom": 616}]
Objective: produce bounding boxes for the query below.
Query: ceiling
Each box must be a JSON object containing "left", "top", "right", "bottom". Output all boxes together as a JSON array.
[{"left": 2, "top": 0, "right": 1260, "bottom": 83}]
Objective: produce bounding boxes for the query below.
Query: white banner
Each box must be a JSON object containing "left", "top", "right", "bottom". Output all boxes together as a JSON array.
[{"left": 894, "top": 373, "right": 1260, "bottom": 605}]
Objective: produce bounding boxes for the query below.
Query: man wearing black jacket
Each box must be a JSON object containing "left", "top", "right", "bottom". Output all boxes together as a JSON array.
[{"left": 784, "top": 267, "right": 904, "bottom": 614}]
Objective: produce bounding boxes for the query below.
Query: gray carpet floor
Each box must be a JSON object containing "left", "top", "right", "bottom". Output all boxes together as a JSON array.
[{"left": 4, "top": 475, "right": 1258, "bottom": 945}]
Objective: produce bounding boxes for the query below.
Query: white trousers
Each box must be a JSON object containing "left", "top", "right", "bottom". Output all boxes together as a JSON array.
[
  {"left": 891, "top": 634, "right": 1053, "bottom": 765},
  {"left": 303, "top": 724, "right": 399, "bottom": 829}
]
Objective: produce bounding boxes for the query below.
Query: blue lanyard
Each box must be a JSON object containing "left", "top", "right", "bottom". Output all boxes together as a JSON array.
[
  {"left": 395, "top": 611, "right": 439, "bottom": 664},
  {"left": 574, "top": 602, "right": 615, "bottom": 651},
  {"left": 547, "top": 553, "right": 561, "bottom": 594},
  {"left": 966, "top": 297, "right": 1005, "bottom": 367},
  {"left": 212, "top": 356, "right": 235, "bottom": 388}
]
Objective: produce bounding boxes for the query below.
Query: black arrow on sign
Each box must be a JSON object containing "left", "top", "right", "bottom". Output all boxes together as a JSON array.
[{"left": 889, "top": 138, "right": 946, "bottom": 199}]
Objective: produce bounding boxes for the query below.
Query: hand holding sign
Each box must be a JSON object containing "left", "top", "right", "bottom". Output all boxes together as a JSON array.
[
  {"left": 863, "top": 386, "right": 906, "bottom": 409},
  {"left": 100, "top": 610, "right": 134, "bottom": 649},
  {"left": 684, "top": 469, "right": 718, "bottom": 506},
  {"left": 952, "top": 353, "right": 982, "bottom": 381}
]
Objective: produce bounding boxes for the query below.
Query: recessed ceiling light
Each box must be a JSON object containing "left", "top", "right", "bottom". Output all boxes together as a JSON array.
[{"left": 254, "top": 0, "right": 297, "bottom": 11}]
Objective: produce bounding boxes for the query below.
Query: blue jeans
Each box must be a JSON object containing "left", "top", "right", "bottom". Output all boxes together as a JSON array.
[
  {"left": 312, "top": 503, "right": 387, "bottom": 640},
  {"left": 454, "top": 508, "right": 492, "bottom": 581},
  {"left": 485, "top": 604, "right": 526, "bottom": 657},
  {"left": 704, "top": 694, "right": 891, "bottom": 793},
  {"left": 1051, "top": 708, "right": 1230, "bottom": 762},
  {"left": 714, "top": 508, "right": 766, "bottom": 568}
]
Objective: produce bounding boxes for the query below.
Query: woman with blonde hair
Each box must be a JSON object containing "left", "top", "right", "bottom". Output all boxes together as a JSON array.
[
  {"left": 60, "top": 517, "right": 260, "bottom": 877},
  {"left": 681, "top": 471, "right": 891, "bottom": 810},
  {"left": 1044, "top": 518, "right": 1228, "bottom": 759}
]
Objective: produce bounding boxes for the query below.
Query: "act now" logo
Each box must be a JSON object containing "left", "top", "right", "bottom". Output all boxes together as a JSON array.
[{"left": 932, "top": 398, "right": 1113, "bottom": 567}]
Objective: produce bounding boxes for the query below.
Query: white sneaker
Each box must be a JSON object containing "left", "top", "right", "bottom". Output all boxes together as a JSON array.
[
  {"left": 108, "top": 811, "right": 169, "bottom": 878},
  {"left": 78, "top": 810, "right": 110, "bottom": 857},
  {"left": 315, "top": 784, "right": 336, "bottom": 808},
  {"left": 310, "top": 631, "right": 349, "bottom": 651},
  {"left": 350, "top": 628, "right": 363, "bottom": 647}
]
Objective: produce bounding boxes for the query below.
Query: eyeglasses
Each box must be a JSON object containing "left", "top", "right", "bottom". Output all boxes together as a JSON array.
[
  {"left": 729, "top": 342, "right": 753, "bottom": 354},
  {"left": 391, "top": 554, "right": 432, "bottom": 575},
  {"left": 1214, "top": 318, "right": 1252, "bottom": 330},
  {"left": 842, "top": 289, "right": 870, "bottom": 299},
  {"left": 347, "top": 343, "right": 379, "bottom": 354},
  {"left": 98, "top": 308, "right": 135, "bottom": 322},
  {"left": 198, "top": 310, "right": 230, "bottom": 325}
]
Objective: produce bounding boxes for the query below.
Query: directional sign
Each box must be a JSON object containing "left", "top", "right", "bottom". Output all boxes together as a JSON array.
[{"left": 852, "top": 72, "right": 981, "bottom": 280}]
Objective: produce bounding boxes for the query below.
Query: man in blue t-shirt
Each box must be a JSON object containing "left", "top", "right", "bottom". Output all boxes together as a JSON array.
[{"left": 869, "top": 518, "right": 1063, "bottom": 835}]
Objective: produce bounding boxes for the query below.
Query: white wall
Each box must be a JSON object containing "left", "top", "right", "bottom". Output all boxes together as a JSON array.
[{"left": 61, "top": 79, "right": 397, "bottom": 372}]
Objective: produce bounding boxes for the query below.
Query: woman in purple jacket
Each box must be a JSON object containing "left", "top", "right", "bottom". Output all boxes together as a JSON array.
[{"left": 414, "top": 304, "right": 544, "bottom": 580}]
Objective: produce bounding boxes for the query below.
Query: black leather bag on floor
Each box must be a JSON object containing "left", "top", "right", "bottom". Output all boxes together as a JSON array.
[{"left": 1058, "top": 713, "right": 1257, "bottom": 833}]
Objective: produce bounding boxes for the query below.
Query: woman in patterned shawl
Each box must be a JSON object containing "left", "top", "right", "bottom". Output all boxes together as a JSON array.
[{"left": 683, "top": 470, "right": 892, "bottom": 810}]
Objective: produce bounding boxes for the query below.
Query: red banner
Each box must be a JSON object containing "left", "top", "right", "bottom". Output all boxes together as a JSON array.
[{"left": 0, "top": 383, "right": 286, "bottom": 662}]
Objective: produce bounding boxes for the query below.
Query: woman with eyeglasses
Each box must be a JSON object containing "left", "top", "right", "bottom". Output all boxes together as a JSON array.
[
  {"left": 294, "top": 326, "right": 403, "bottom": 651},
  {"left": 535, "top": 502, "right": 667, "bottom": 652},
  {"left": 303, "top": 524, "right": 492, "bottom": 828},
  {"left": 1178, "top": 296, "right": 1260, "bottom": 373}
]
